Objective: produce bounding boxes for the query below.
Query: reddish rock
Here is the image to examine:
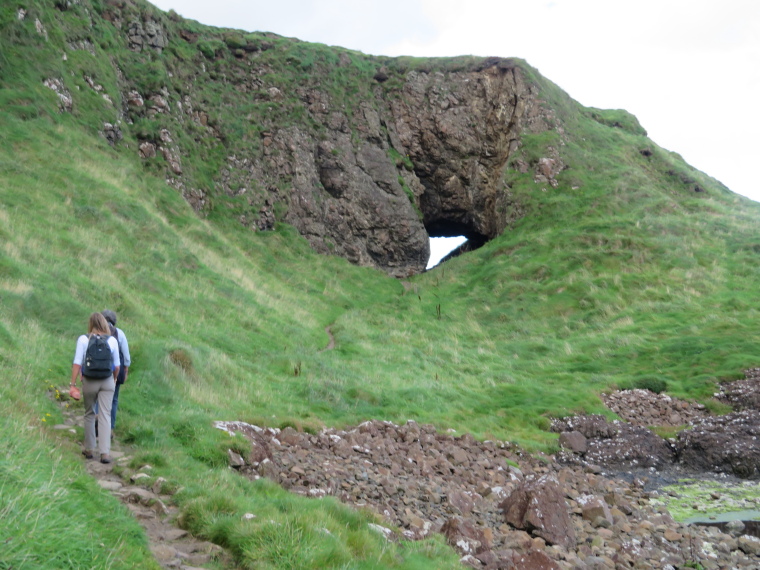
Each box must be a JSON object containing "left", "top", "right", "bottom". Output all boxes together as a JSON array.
[
  {"left": 279, "top": 427, "right": 301, "bottom": 446},
  {"left": 513, "top": 550, "right": 562, "bottom": 570},
  {"left": 448, "top": 489, "right": 476, "bottom": 515},
  {"left": 210, "top": 410, "right": 760, "bottom": 569},
  {"left": 500, "top": 475, "right": 576, "bottom": 550},
  {"left": 441, "top": 516, "right": 489, "bottom": 556},
  {"left": 139, "top": 142, "right": 156, "bottom": 159},
  {"left": 558, "top": 431, "right": 587, "bottom": 453},
  {"left": 577, "top": 494, "right": 613, "bottom": 525}
]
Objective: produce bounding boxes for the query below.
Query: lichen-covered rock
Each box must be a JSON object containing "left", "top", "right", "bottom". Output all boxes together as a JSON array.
[{"left": 43, "top": 78, "right": 73, "bottom": 112}]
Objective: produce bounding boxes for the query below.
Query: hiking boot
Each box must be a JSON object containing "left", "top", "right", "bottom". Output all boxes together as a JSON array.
[
  {"left": 100, "top": 455, "right": 112, "bottom": 464},
  {"left": 82, "top": 450, "right": 94, "bottom": 459}
]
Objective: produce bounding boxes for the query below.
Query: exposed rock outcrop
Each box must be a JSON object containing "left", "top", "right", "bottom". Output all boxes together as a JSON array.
[
  {"left": 127, "top": 17, "right": 168, "bottom": 53},
  {"left": 43, "top": 78, "right": 73, "bottom": 112},
  {"left": 387, "top": 61, "right": 532, "bottom": 246},
  {"left": 675, "top": 410, "right": 760, "bottom": 479},
  {"left": 200, "top": 61, "right": 547, "bottom": 276},
  {"left": 554, "top": 372, "right": 760, "bottom": 481}
]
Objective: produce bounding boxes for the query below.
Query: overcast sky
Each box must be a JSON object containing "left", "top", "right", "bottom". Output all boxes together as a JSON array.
[{"left": 149, "top": 0, "right": 759, "bottom": 207}]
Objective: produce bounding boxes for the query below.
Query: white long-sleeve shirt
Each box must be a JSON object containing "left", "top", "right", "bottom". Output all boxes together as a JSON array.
[{"left": 112, "top": 327, "right": 131, "bottom": 367}]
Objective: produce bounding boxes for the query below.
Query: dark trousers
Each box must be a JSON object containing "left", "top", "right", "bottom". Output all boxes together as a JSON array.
[{"left": 111, "top": 381, "right": 121, "bottom": 428}]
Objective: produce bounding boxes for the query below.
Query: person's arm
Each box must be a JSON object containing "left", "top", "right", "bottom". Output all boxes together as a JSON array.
[
  {"left": 71, "top": 335, "right": 85, "bottom": 385},
  {"left": 120, "top": 330, "right": 130, "bottom": 383},
  {"left": 111, "top": 336, "right": 121, "bottom": 381},
  {"left": 70, "top": 364, "right": 81, "bottom": 387}
]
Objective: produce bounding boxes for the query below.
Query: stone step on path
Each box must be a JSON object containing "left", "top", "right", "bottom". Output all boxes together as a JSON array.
[{"left": 53, "top": 388, "right": 230, "bottom": 569}]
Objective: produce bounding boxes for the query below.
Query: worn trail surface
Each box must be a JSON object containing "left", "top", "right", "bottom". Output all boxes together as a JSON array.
[
  {"left": 55, "top": 393, "right": 227, "bottom": 569},
  {"left": 321, "top": 325, "right": 336, "bottom": 352}
]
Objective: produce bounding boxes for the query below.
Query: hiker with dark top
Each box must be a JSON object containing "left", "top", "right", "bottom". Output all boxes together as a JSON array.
[
  {"left": 101, "top": 309, "right": 130, "bottom": 432},
  {"left": 70, "top": 312, "right": 120, "bottom": 464}
]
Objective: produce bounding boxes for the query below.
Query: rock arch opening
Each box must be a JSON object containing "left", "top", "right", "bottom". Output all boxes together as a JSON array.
[
  {"left": 427, "top": 236, "right": 467, "bottom": 269},
  {"left": 425, "top": 219, "right": 489, "bottom": 269}
]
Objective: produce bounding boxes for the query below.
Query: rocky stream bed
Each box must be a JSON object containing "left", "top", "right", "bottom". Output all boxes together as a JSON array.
[{"left": 214, "top": 371, "right": 760, "bottom": 569}]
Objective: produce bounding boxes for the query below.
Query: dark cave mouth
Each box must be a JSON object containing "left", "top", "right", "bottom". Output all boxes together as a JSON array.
[{"left": 425, "top": 222, "right": 489, "bottom": 269}]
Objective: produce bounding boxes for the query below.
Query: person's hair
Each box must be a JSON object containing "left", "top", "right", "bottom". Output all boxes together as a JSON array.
[
  {"left": 101, "top": 309, "right": 117, "bottom": 326},
  {"left": 88, "top": 312, "right": 111, "bottom": 335}
]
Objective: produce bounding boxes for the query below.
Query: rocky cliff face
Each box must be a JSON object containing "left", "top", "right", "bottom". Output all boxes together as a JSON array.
[
  {"left": 32, "top": 1, "right": 561, "bottom": 276},
  {"left": 263, "top": 59, "right": 547, "bottom": 276}
]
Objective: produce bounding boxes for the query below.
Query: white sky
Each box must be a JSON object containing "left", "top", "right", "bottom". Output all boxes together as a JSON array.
[
  {"left": 427, "top": 236, "right": 468, "bottom": 269},
  {"left": 148, "top": 1, "right": 759, "bottom": 264}
]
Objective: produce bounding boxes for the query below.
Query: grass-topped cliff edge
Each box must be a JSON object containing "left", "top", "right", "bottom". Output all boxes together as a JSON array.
[{"left": 2, "top": 1, "right": 760, "bottom": 568}]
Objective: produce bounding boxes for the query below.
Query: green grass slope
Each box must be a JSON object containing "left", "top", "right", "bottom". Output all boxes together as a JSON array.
[
  {"left": 0, "top": 113, "right": 461, "bottom": 569},
  {"left": 3, "top": 1, "right": 760, "bottom": 568}
]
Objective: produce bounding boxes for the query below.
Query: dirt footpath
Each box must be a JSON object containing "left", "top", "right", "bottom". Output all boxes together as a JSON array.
[{"left": 53, "top": 393, "right": 228, "bottom": 570}]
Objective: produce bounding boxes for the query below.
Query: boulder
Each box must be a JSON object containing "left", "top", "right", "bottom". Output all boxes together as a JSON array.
[
  {"left": 441, "top": 516, "right": 490, "bottom": 556},
  {"left": 227, "top": 449, "right": 245, "bottom": 468},
  {"left": 558, "top": 431, "right": 587, "bottom": 453},
  {"left": 512, "top": 550, "right": 562, "bottom": 570},
  {"left": 738, "top": 535, "right": 760, "bottom": 556},
  {"left": 499, "top": 475, "right": 576, "bottom": 550},
  {"left": 577, "top": 494, "right": 613, "bottom": 525}
]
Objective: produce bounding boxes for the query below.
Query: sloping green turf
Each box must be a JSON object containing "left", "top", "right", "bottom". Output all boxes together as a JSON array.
[{"left": 2, "top": 1, "right": 759, "bottom": 567}]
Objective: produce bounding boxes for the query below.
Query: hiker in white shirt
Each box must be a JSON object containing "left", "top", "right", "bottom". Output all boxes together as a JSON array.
[{"left": 70, "top": 312, "right": 120, "bottom": 464}]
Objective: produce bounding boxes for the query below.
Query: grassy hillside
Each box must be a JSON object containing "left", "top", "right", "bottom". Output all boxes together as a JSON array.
[{"left": 3, "top": 1, "right": 760, "bottom": 568}]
